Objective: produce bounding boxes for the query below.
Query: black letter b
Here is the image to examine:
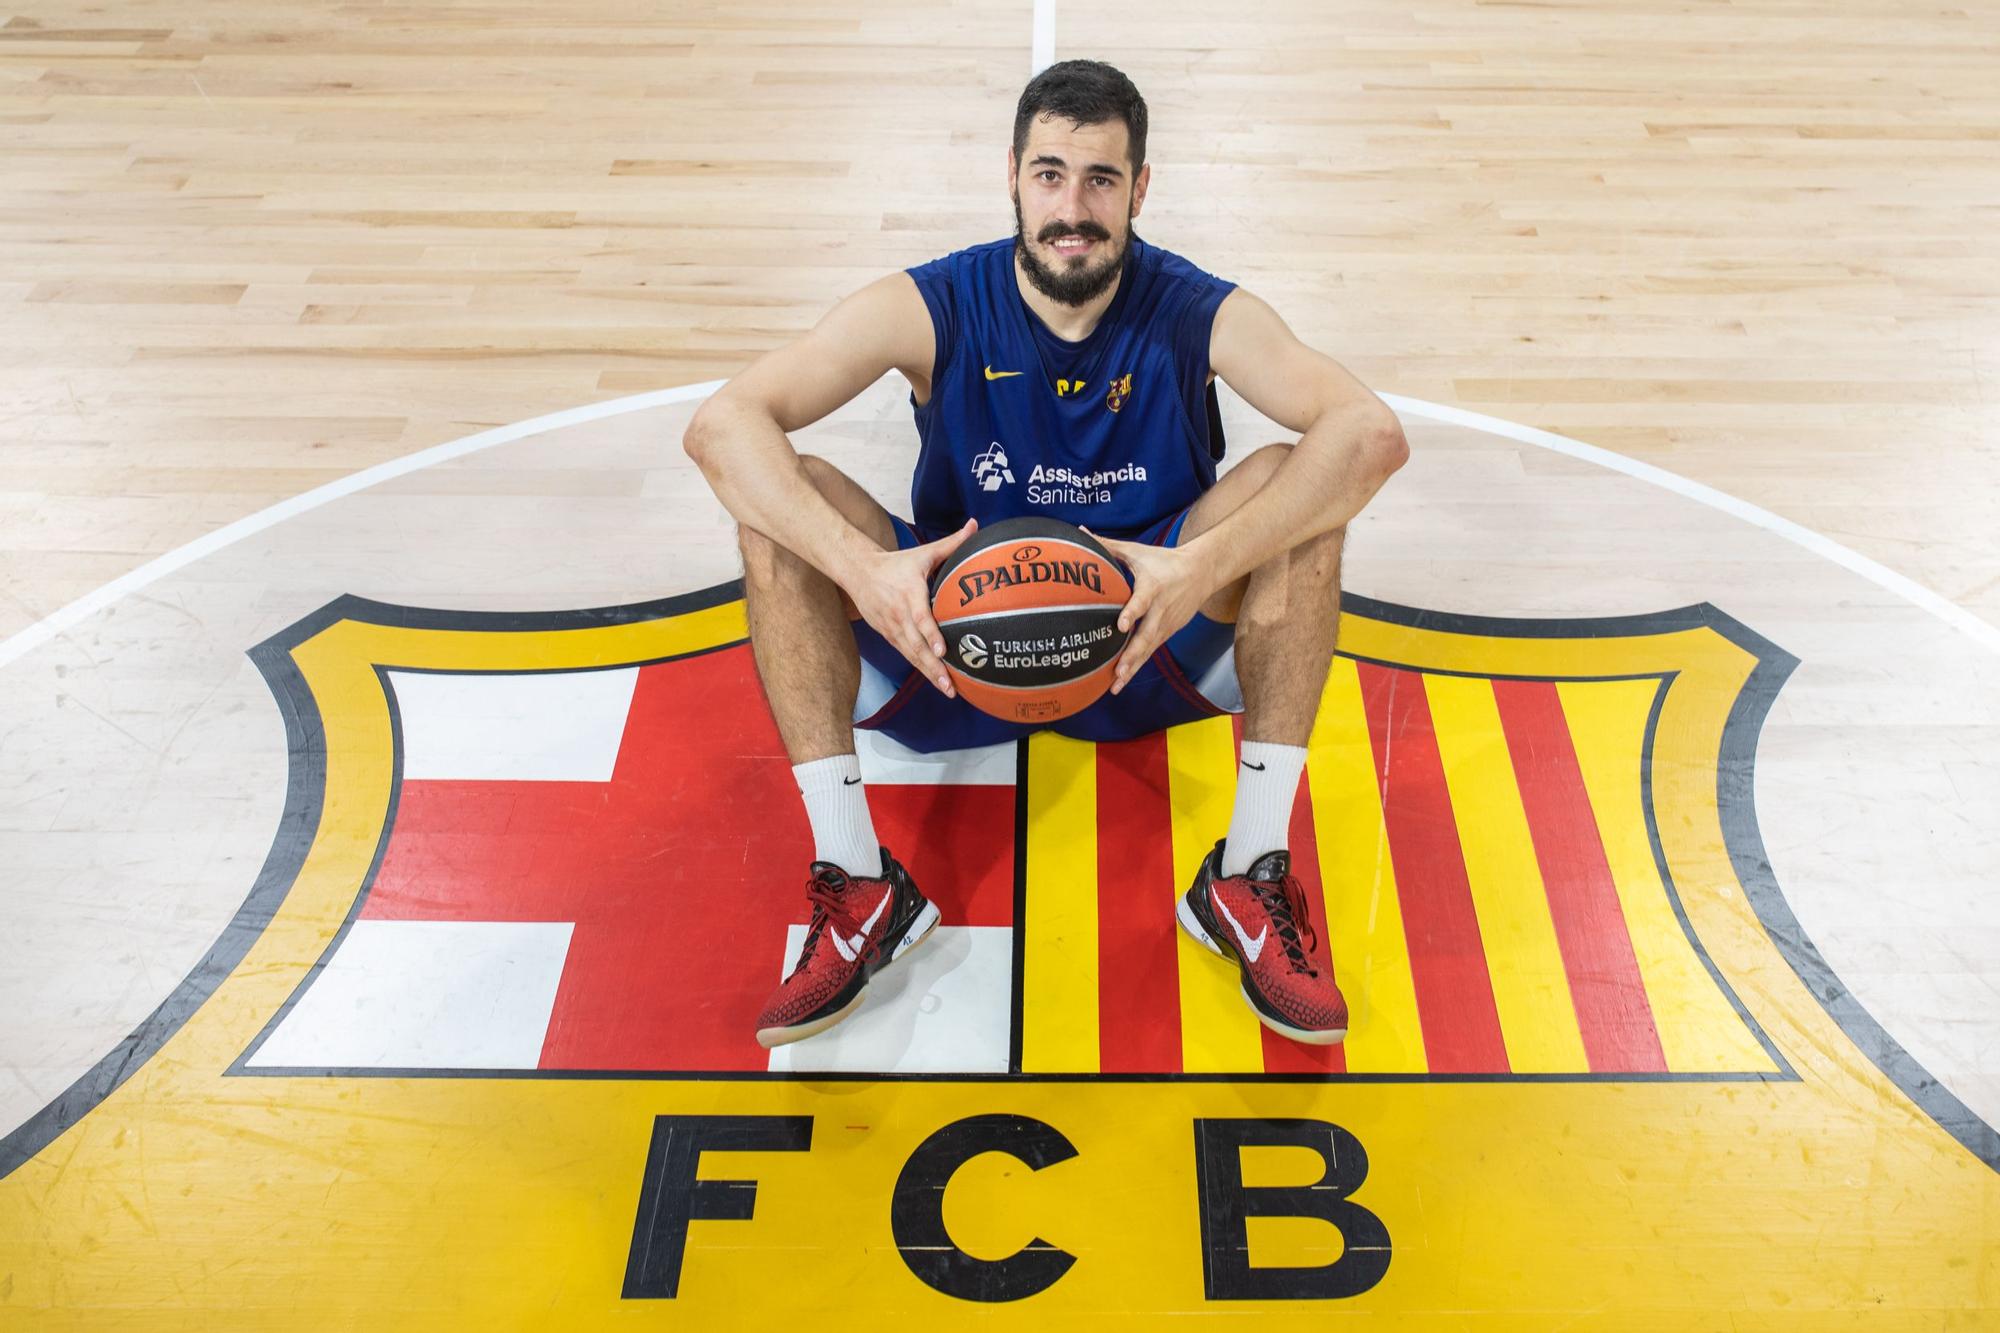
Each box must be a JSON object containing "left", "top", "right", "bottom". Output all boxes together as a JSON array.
[{"left": 1193, "top": 1117, "right": 1390, "bottom": 1301}]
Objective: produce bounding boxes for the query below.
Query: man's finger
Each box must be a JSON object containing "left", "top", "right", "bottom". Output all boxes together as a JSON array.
[
  {"left": 916, "top": 603, "right": 948, "bottom": 661},
  {"left": 901, "top": 630, "right": 955, "bottom": 697},
  {"left": 897, "top": 599, "right": 955, "bottom": 694},
  {"left": 1117, "top": 587, "right": 1152, "bottom": 635},
  {"left": 1110, "top": 628, "right": 1147, "bottom": 695},
  {"left": 1080, "top": 520, "right": 1128, "bottom": 548},
  {"left": 1082, "top": 526, "right": 1136, "bottom": 561},
  {"left": 1084, "top": 527, "right": 1147, "bottom": 607},
  {"left": 922, "top": 517, "right": 979, "bottom": 574},
  {"left": 1121, "top": 598, "right": 1175, "bottom": 688}
]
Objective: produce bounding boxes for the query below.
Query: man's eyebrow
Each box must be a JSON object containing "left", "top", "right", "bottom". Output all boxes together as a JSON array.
[{"left": 1028, "top": 153, "right": 1125, "bottom": 180}]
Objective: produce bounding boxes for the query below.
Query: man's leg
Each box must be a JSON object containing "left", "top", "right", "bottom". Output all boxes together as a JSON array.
[
  {"left": 1169, "top": 442, "right": 1350, "bottom": 1046},
  {"left": 737, "top": 453, "right": 900, "bottom": 880},
  {"left": 1179, "top": 443, "right": 1345, "bottom": 875},
  {"left": 737, "top": 454, "right": 895, "bottom": 766},
  {"left": 736, "top": 454, "right": 942, "bottom": 1048}
]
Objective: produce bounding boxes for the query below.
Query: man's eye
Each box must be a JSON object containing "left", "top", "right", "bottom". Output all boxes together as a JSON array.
[
  {"left": 1039, "top": 170, "right": 1059, "bottom": 182},
  {"left": 1092, "top": 176, "right": 1112, "bottom": 187}
]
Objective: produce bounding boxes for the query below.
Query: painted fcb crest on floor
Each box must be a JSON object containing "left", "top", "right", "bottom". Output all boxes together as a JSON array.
[
  {"left": 5, "top": 582, "right": 1996, "bottom": 1325},
  {"left": 233, "top": 586, "right": 1784, "bottom": 1082}
]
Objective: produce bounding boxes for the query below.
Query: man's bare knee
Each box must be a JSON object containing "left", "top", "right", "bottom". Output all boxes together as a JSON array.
[
  {"left": 737, "top": 456, "right": 846, "bottom": 573},
  {"left": 1182, "top": 442, "right": 1293, "bottom": 550},
  {"left": 737, "top": 520, "right": 867, "bottom": 631},
  {"left": 796, "top": 452, "right": 842, "bottom": 491},
  {"left": 736, "top": 455, "right": 889, "bottom": 617},
  {"left": 1240, "top": 441, "right": 1293, "bottom": 486},
  {"left": 797, "top": 454, "right": 896, "bottom": 550}
]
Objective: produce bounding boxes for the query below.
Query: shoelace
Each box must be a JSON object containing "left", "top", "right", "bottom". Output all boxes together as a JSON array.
[
  {"left": 1246, "top": 870, "right": 1320, "bottom": 975},
  {"left": 794, "top": 868, "right": 879, "bottom": 970}
]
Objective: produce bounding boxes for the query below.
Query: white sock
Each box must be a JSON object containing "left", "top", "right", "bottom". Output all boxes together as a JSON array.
[
  {"left": 1222, "top": 741, "right": 1308, "bottom": 877},
  {"left": 792, "top": 754, "right": 884, "bottom": 879}
]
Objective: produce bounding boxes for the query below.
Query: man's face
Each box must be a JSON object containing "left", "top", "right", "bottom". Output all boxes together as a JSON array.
[{"left": 1009, "top": 113, "right": 1150, "bottom": 308}]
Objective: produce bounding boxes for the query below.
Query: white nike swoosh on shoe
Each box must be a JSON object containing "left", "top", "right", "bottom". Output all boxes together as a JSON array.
[
  {"left": 829, "top": 887, "right": 893, "bottom": 964},
  {"left": 1212, "top": 893, "right": 1268, "bottom": 964}
]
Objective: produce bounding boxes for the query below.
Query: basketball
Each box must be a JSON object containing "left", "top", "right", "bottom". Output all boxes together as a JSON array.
[{"left": 927, "top": 517, "right": 1132, "bottom": 723}]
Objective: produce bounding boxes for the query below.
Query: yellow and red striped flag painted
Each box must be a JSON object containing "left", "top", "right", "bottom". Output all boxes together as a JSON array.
[{"left": 1019, "top": 655, "right": 1776, "bottom": 1078}]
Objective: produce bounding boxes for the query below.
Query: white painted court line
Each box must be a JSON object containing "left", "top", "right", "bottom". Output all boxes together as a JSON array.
[
  {"left": 1380, "top": 393, "right": 2000, "bottom": 657},
  {"left": 0, "top": 382, "right": 722, "bottom": 671},
  {"left": 2, "top": 382, "right": 1995, "bottom": 672},
  {"left": 8, "top": 0, "right": 1984, "bottom": 673}
]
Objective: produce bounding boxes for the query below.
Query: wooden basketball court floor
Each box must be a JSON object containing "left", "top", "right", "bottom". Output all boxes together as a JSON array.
[{"left": 1, "top": 2, "right": 1996, "bottom": 1327}]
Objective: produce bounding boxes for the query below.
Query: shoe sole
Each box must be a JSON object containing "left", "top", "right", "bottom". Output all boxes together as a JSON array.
[
  {"left": 755, "top": 899, "right": 942, "bottom": 1049},
  {"left": 1176, "top": 891, "right": 1347, "bottom": 1047}
]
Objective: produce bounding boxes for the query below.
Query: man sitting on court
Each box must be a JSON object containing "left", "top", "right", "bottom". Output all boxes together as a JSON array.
[{"left": 683, "top": 59, "right": 1409, "bottom": 1050}]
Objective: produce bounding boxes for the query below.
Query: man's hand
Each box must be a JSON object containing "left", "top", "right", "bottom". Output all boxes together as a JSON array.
[
  {"left": 1083, "top": 528, "right": 1220, "bottom": 696},
  {"left": 841, "top": 518, "right": 978, "bottom": 697}
]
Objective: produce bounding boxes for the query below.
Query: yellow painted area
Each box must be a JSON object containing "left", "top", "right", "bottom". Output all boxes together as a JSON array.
[
  {"left": 2, "top": 600, "right": 1994, "bottom": 1327},
  {"left": 1021, "top": 732, "right": 1100, "bottom": 1074},
  {"left": 1307, "top": 657, "right": 1427, "bottom": 1073},
  {"left": 1424, "top": 672, "right": 1589, "bottom": 1073},
  {"left": 1560, "top": 677, "right": 1779, "bottom": 1074},
  {"left": 1558, "top": 677, "right": 1783, "bottom": 1077},
  {"left": 1164, "top": 714, "right": 1266, "bottom": 1073}
]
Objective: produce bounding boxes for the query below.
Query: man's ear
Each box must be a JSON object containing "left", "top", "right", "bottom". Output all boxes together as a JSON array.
[
  {"left": 1007, "top": 145, "right": 1017, "bottom": 188},
  {"left": 1131, "top": 162, "right": 1151, "bottom": 218}
]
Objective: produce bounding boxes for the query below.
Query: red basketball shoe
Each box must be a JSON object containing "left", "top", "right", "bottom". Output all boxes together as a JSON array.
[
  {"left": 754, "top": 848, "right": 940, "bottom": 1048},
  {"left": 1176, "top": 838, "right": 1347, "bottom": 1044}
]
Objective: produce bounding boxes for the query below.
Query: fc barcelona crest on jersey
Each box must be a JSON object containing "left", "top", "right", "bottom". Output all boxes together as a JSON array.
[{"left": 1105, "top": 372, "right": 1133, "bottom": 413}]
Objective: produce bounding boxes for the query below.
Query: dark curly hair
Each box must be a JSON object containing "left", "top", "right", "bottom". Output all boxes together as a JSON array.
[{"left": 1012, "top": 60, "right": 1148, "bottom": 175}]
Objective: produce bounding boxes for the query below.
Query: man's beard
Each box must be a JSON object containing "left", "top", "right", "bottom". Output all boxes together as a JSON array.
[{"left": 1012, "top": 192, "right": 1130, "bottom": 308}]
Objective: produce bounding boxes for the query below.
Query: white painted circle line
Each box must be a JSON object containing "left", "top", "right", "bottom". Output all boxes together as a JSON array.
[
  {"left": 0, "top": 381, "right": 723, "bottom": 671},
  {"left": 1, "top": 378, "right": 1993, "bottom": 671},
  {"left": 1031, "top": 0, "right": 1055, "bottom": 75},
  {"left": 1380, "top": 393, "right": 2000, "bottom": 656}
]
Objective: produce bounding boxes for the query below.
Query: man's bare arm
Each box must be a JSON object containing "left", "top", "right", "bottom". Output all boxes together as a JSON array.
[
  {"left": 1183, "top": 288, "right": 1408, "bottom": 589},
  {"left": 1088, "top": 289, "right": 1408, "bottom": 692},
  {"left": 681, "top": 272, "right": 935, "bottom": 588},
  {"left": 682, "top": 271, "right": 974, "bottom": 696}
]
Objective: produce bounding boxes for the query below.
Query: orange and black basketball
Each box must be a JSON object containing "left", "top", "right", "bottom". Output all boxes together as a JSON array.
[{"left": 927, "top": 517, "right": 1132, "bottom": 723}]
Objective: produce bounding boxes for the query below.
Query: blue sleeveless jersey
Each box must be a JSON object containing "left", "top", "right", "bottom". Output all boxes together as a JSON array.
[{"left": 904, "top": 234, "right": 1236, "bottom": 541}]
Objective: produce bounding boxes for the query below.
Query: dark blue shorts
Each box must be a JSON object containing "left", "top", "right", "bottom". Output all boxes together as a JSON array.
[{"left": 850, "top": 505, "right": 1242, "bottom": 753}]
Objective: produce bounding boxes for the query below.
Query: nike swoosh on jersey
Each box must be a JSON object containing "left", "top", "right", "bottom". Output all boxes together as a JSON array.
[
  {"left": 829, "top": 887, "right": 893, "bottom": 963},
  {"left": 1213, "top": 892, "right": 1268, "bottom": 964},
  {"left": 984, "top": 365, "right": 1024, "bottom": 380}
]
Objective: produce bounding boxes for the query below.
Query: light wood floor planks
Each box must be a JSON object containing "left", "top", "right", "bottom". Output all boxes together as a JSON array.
[{"left": 1, "top": 1, "right": 1996, "bottom": 639}]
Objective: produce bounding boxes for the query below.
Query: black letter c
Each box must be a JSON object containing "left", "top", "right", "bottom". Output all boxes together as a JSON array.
[{"left": 890, "top": 1113, "right": 1078, "bottom": 1302}]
